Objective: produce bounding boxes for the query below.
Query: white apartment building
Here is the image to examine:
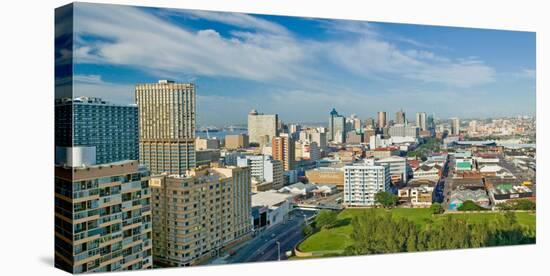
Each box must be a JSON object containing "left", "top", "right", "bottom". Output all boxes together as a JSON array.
[
  {"left": 344, "top": 159, "right": 391, "bottom": 206},
  {"left": 237, "top": 155, "right": 284, "bottom": 189}
]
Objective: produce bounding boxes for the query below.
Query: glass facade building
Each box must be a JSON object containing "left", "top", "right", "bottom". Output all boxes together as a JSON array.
[{"left": 55, "top": 97, "right": 139, "bottom": 164}]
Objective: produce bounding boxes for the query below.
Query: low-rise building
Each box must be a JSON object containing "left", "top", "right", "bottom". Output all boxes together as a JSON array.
[
  {"left": 305, "top": 167, "right": 345, "bottom": 191},
  {"left": 251, "top": 191, "right": 294, "bottom": 230},
  {"left": 278, "top": 182, "right": 317, "bottom": 197},
  {"left": 413, "top": 164, "right": 442, "bottom": 181},
  {"left": 196, "top": 149, "right": 221, "bottom": 166},
  {"left": 398, "top": 179, "right": 436, "bottom": 207},
  {"left": 195, "top": 137, "right": 220, "bottom": 150},
  {"left": 225, "top": 134, "right": 249, "bottom": 149}
]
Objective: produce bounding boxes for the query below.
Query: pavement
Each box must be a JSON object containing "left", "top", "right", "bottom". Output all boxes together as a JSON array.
[{"left": 208, "top": 209, "right": 317, "bottom": 265}]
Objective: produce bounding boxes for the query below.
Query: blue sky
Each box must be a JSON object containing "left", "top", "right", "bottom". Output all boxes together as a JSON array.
[{"left": 70, "top": 3, "right": 536, "bottom": 126}]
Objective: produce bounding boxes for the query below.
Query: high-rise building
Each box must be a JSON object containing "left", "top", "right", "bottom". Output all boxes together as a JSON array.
[
  {"left": 377, "top": 111, "right": 387, "bottom": 129},
  {"left": 364, "top": 117, "right": 376, "bottom": 130},
  {"left": 237, "top": 155, "right": 284, "bottom": 189},
  {"left": 55, "top": 159, "right": 153, "bottom": 273},
  {"left": 272, "top": 134, "right": 295, "bottom": 171},
  {"left": 149, "top": 166, "right": 251, "bottom": 267},
  {"left": 55, "top": 97, "right": 139, "bottom": 164},
  {"left": 248, "top": 109, "right": 278, "bottom": 146},
  {"left": 299, "top": 129, "right": 327, "bottom": 150},
  {"left": 343, "top": 159, "right": 391, "bottom": 206},
  {"left": 388, "top": 125, "right": 419, "bottom": 137},
  {"left": 395, "top": 110, "right": 406, "bottom": 125},
  {"left": 224, "top": 134, "right": 249, "bottom": 150},
  {"left": 136, "top": 80, "right": 196, "bottom": 175},
  {"left": 451, "top": 117, "right": 460, "bottom": 135},
  {"left": 427, "top": 114, "right": 436, "bottom": 131},
  {"left": 416, "top": 112, "right": 427, "bottom": 131},
  {"left": 328, "top": 108, "right": 346, "bottom": 143}
]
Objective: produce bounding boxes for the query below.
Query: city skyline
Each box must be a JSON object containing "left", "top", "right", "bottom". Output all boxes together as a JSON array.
[{"left": 68, "top": 3, "right": 536, "bottom": 125}]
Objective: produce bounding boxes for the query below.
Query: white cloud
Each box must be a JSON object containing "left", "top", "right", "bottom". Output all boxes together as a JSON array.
[
  {"left": 72, "top": 2, "right": 498, "bottom": 104},
  {"left": 180, "top": 10, "right": 290, "bottom": 35}
]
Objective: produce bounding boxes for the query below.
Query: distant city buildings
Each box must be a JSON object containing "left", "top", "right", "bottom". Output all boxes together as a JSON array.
[
  {"left": 388, "top": 124, "right": 419, "bottom": 138},
  {"left": 136, "top": 80, "right": 196, "bottom": 175},
  {"left": 248, "top": 109, "right": 278, "bottom": 146},
  {"left": 272, "top": 134, "right": 295, "bottom": 171},
  {"left": 377, "top": 111, "right": 387, "bottom": 129},
  {"left": 395, "top": 109, "right": 406, "bottom": 125},
  {"left": 451, "top": 117, "right": 460, "bottom": 136},
  {"left": 225, "top": 134, "right": 249, "bottom": 150},
  {"left": 328, "top": 108, "right": 346, "bottom": 143},
  {"left": 237, "top": 155, "right": 284, "bottom": 190},
  {"left": 416, "top": 112, "right": 427, "bottom": 131},
  {"left": 195, "top": 137, "right": 220, "bottom": 150}
]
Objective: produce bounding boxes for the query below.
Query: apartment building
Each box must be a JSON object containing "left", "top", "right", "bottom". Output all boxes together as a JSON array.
[
  {"left": 149, "top": 166, "right": 251, "bottom": 267},
  {"left": 343, "top": 159, "right": 391, "bottom": 206},
  {"left": 55, "top": 160, "right": 152, "bottom": 273}
]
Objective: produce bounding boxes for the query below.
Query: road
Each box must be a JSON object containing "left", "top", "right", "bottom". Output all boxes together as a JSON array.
[{"left": 209, "top": 210, "right": 316, "bottom": 265}]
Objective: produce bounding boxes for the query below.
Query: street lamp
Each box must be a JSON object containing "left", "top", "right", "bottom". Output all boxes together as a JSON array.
[{"left": 276, "top": 241, "right": 281, "bottom": 261}]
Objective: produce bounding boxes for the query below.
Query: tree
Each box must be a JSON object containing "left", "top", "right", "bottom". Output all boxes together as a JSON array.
[
  {"left": 430, "top": 203, "right": 444, "bottom": 215},
  {"left": 315, "top": 210, "right": 338, "bottom": 229},
  {"left": 302, "top": 223, "right": 314, "bottom": 236},
  {"left": 458, "top": 200, "right": 487, "bottom": 211},
  {"left": 375, "top": 192, "right": 397, "bottom": 208}
]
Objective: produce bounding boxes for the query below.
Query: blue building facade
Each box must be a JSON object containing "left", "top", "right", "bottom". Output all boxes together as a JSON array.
[{"left": 55, "top": 97, "right": 139, "bottom": 164}]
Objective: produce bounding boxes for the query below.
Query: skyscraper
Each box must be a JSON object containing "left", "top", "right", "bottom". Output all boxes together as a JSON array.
[
  {"left": 416, "top": 112, "right": 427, "bottom": 131},
  {"left": 55, "top": 97, "right": 139, "bottom": 164},
  {"left": 272, "top": 134, "right": 295, "bottom": 170},
  {"left": 135, "top": 80, "right": 196, "bottom": 175},
  {"left": 248, "top": 109, "right": 279, "bottom": 146},
  {"left": 328, "top": 108, "right": 346, "bottom": 143},
  {"left": 377, "top": 111, "right": 387, "bottom": 129},
  {"left": 395, "top": 109, "right": 406, "bottom": 125},
  {"left": 364, "top": 117, "right": 376, "bottom": 130},
  {"left": 451, "top": 117, "right": 460, "bottom": 135}
]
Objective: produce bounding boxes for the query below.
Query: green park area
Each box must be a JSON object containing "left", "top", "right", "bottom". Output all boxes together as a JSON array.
[{"left": 297, "top": 208, "right": 536, "bottom": 256}]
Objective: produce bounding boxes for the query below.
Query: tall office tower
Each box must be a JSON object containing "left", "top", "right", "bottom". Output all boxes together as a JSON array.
[
  {"left": 395, "top": 109, "right": 406, "bottom": 125},
  {"left": 328, "top": 108, "right": 346, "bottom": 143},
  {"left": 237, "top": 155, "right": 284, "bottom": 189},
  {"left": 55, "top": 97, "right": 139, "bottom": 164},
  {"left": 349, "top": 114, "right": 361, "bottom": 130},
  {"left": 451, "top": 117, "right": 460, "bottom": 135},
  {"left": 427, "top": 114, "right": 436, "bottom": 131},
  {"left": 416, "top": 112, "right": 427, "bottom": 131},
  {"left": 364, "top": 117, "right": 376, "bottom": 130},
  {"left": 135, "top": 80, "right": 196, "bottom": 175},
  {"left": 149, "top": 166, "right": 251, "bottom": 267},
  {"left": 272, "top": 134, "right": 295, "bottom": 171},
  {"left": 248, "top": 109, "right": 279, "bottom": 146},
  {"left": 288, "top": 124, "right": 301, "bottom": 134},
  {"left": 343, "top": 159, "right": 391, "bottom": 206},
  {"left": 377, "top": 111, "right": 387, "bottom": 129},
  {"left": 55, "top": 159, "right": 153, "bottom": 273}
]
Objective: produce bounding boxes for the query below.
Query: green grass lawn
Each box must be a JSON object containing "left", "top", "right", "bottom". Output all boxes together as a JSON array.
[{"left": 298, "top": 208, "right": 536, "bottom": 254}]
